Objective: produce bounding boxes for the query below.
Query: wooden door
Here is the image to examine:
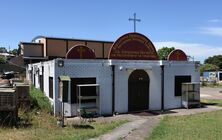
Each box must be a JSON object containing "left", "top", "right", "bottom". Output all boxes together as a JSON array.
[{"left": 128, "top": 70, "right": 149, "bottom": 112}]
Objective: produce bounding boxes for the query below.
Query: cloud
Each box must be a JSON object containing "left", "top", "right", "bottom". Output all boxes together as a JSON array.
[
  {"left": 208, "top": 19, "right": 222, "bottom": 23},
  {"left": 154, "top": 41, "right": 222, "bottom": 62},
  {"left": 201, "top": 27, "right": 222, "bottom": 37}
]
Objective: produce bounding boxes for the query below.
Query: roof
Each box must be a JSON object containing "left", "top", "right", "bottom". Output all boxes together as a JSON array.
[
  {"left": 0, "top": 53, "right": 15, "bottom": 57},
  {"left": 23, "top": 56, "right": 48, "bottom": 60},
  {"left": 32, "top": 35, "right": 114, "bottom": 44},
  {"left": 19, "top": 42, "right": 44, "bottom": 45},
  {"left": 59, "top": 75, "right": 70, "bottom": 81}
]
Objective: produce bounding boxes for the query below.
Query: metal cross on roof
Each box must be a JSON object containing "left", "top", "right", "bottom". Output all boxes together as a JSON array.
[{"left": 129, "top": 13, "right": 141, "bottom": 32}]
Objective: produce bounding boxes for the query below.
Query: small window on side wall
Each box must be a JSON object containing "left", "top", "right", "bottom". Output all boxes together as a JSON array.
[
  {"left": 175, "top": 76, "right": 191, "bottom": 96},
  {"left": 49, "top": 77, "right": 53, "bottom": 99}
]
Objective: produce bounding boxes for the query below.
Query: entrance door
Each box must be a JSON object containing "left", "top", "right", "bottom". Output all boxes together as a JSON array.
[{"left": 128, "top": 70, "right": 149, "bottom": 112}]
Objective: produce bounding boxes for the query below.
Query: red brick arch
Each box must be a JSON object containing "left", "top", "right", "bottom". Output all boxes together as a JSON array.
[
  {"left": 168, "top": 49, "right": 187, "bottom": 61},
  {"left": 108, "top": 32, "right": 158, "bottom": 60},
  {"left": 66, "top": 45, "right": 96, "bottom": 59}
]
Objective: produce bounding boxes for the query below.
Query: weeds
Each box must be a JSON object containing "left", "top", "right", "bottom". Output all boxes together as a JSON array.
[{"left": 29, "top": 85, "right": 52, "bottom": 113}]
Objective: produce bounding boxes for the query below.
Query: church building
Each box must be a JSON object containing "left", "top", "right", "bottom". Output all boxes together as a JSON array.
[{"left": 26, "top": 32, "right": 200, "bottom": 116}]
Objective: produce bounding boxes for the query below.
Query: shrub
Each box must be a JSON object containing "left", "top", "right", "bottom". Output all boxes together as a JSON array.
[
  {"left": 29, "top": 85, "right": 52, "bottom": 113},
  {"left": 201, "top": 81, "right": 207, "bottom": 87},
  {"left": 0, "top": 56, "right": 6, "bottom": 64}
]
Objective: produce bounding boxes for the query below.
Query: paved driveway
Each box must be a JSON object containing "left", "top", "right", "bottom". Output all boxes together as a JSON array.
[{"left": 200, "top": 87, "right": 222, "bottom": 99}]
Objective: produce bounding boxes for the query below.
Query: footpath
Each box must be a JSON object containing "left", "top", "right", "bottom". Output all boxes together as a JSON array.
[{"left": 89, "top": 105, "right": 222, "bottom": 140}]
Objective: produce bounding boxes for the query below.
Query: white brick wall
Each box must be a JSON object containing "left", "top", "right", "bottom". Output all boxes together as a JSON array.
[
  {"left": 112, "top": 60, "right": 162, "bottom": 113},
  {"left": 54, "top": 59, "right": 113, "bottom": 116},
  {"left": 28, "top": 59, "right": 200, "bottom": 116},
  {"left": 164, "top": 61, "right": 200, "bottom": 109}
]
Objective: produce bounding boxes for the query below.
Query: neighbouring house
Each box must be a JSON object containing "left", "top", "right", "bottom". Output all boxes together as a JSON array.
[
  {"left": 19, "top": 36, "right": 113, "bottom": 65},
  {"left": 25, "top": 32, "right": 200, "bottom": 116},
  {"left": 0, "top": 52, "right": 15, "bottom": 60},
  {"left": 203, "top": 71, "right": 222, "bottom": 82}
]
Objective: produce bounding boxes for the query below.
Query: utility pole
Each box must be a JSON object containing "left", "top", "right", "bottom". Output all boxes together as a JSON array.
[{"left": 129, "top": 13, "right": 141, "bottom": 32}]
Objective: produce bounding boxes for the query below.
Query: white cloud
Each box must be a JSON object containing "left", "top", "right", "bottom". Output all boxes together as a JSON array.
[
  {"left": 208, "top": 19, "right": 222, "bottom": 23},
  {"left": 154, "top": 41, "right": 222, "bottom": 62},
  {"left": 201, "top": 27, "right": 222, "bottom": 37}
]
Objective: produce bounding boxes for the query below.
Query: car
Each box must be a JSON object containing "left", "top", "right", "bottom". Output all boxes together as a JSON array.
[{"left": 1, "top": 71, "right": 15, "bottom": 79}]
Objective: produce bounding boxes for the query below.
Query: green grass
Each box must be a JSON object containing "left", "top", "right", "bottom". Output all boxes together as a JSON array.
[
  {"left": 201, "top": 99, "right": 222, "bottom": 107},
  {"left": 0, "top": 86, "right": 128, "bottom": 140},
  {"left": 201, "top": 82, "right": 222, "bottom": 88},
  {"left": 29, "top": 85, "right": 52, "bottom": 113},
  {"left": 0, "top": 111, "right": 128, "bottom": 140},
  {"left": 146, "top": 110, "right": 222, "bottom": 140}
]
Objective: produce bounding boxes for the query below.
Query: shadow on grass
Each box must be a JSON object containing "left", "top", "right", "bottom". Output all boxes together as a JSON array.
[
  {"left": 0, "top": 117, "right": 33, "bottom": 128},
  {"left": 72, "top": 124, "right": 94, "bottom": 129},
  {"left": 0, "top": 110, "right": 35, "bottom": 128},
  {"left": 129, "top": 110, "right": 162, "bottom": 116},
  {"left": 201, "top": 102, "right": 218, "bottom": 106},
  {"left": 157, "top": 110, "right": 178, "bottom": 115},
  {"left": 16, "top": 117, "right": 33, "bottom": 128}
]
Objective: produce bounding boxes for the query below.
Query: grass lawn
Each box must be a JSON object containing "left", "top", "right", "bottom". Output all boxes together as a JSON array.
[
  {"left": 147, "top": 108, "right": 222, "bottom": 140},
  {"left": 0, "top": 111, "right": 128, "bottom": 140},
  {"left": 0, "top": 86, "right": 128, "bottom": 140}
]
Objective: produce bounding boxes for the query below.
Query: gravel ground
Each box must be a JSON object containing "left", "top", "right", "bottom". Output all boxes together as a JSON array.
[{"left": 200, "top": 87, "right": 222, "bottom": 99}]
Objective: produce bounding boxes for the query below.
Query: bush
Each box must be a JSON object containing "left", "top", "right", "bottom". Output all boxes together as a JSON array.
[
  {"left": 0, "top": 56, "right": 6, "bottom": 64},
  {"left": 201, "top": 81, "right": 207, "bottom": 87},
  {"left": 29, "top": 85, "right": 52, "bottom": 113}
]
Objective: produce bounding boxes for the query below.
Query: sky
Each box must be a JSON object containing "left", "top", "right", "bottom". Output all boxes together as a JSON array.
[{"left": 1, "top": 0, "right": 222, "bottom": 62}]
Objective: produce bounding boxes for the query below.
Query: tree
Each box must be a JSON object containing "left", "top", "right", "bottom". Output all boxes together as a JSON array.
[
  {"left": 0, "top": 56, "right": 6, "bottom": 64},
  {"left": 157, "top": 47, "right": 175, "bottom": 60},
  {"left": 200, "top": 63, "right": 219, "bottom": 75},
  {"left": 204, "top": 55, "right": 222, "bottom": 69},
  {"left": 9, "top": 49, "right": 18, "bottom": 55},
  {"left": 0, "top": 47, "right": 7, "bottom": 53}
]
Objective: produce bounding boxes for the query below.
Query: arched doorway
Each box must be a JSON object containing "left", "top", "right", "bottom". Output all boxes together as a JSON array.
[{"left": 128, "top": 70, "right": 149, "bottom": 112}]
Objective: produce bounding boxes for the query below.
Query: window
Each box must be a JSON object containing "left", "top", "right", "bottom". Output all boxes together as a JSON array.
[
  {"left": 39, "top": 75, "right": 43, "bottom": 92},
  {"left": 175, "top": 76, "right": 191, "bottom": 96},
  {"left": 33, "top": 74, "right": 36, "bottom": 86},
  {"left": 71, "top": 78, "right": 96, "bottom": 103},
  {"left": 49, "top": 77, "right": 53, "bottom": 99},
  {"left": 219, "top": 73, "right": 222, "bottom": 81}
]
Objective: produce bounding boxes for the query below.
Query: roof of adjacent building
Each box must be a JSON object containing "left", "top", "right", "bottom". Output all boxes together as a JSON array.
[
  {"left": 0, "top": 53, "right": 15, "bottom": 57},
  {"left": 31, "top": 35, "right": 114, "bottom": 44},
  {"left": 19, "top": 42, "right": 44, "bottom": 45}
]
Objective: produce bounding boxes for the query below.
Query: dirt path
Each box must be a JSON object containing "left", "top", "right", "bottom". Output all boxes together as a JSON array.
[
  {"left": 123, "top": 117, "right": 161, "bottom": 140},
  {"left": 89, "top": 119, "right": 148, "bottom": 140}
]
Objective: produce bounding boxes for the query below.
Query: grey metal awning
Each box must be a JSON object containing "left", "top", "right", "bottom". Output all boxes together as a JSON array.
[{"left": 59, "top": 75, "right": 70, "bottom": 81}]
